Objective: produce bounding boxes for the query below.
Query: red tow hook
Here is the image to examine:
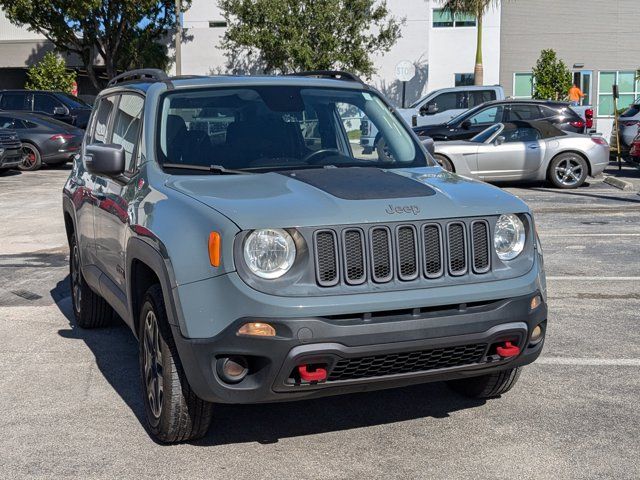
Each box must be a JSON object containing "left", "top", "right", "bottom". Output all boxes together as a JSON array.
[
  {"left": 298, "top": 364, "right": 328, "bottom": 383},
  {"left": 496, "top": 341, "right": 521, "bottom": 358}
]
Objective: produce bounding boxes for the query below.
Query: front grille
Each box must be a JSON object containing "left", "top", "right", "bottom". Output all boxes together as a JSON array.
[
  {"left": 328, "top": 343, "right": 487, "bottom": 381},
  {"left": 0, "top": 133, "right": 21, "bottom": 149},
  {"left": 312, "top": 218, "right": 492, "bottom": 287}
]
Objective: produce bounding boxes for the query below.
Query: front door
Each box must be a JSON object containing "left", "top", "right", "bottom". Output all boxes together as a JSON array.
[
  {"left": 476, "top": 125, "right": 544, "bottom": 180},
  {"left": 93, "top": 93, "right": 144, "bottom": 292}
]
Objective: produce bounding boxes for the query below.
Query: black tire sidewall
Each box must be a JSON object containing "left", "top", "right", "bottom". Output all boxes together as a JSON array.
[{"left": 549, "top": 154, "right": 587, "bottom": 189}]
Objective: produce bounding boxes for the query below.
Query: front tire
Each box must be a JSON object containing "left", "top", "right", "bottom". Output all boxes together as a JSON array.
[
  {"left": 19, "top": 143, "right": 42, "bottom": 171},
  {"left": 139, "top": 284, "right": 213, "bottom": 443},
  {"left": 69, "top": 234, "right": 114, "bottom": 328},
  {"left": 446, "top": 367, "right": 522, "bottom": 398},
  {"left": 548, "top": 153, "right": 588, "bottom": 189}
]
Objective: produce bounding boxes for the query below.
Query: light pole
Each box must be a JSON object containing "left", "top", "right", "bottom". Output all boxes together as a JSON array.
[{"left": 175, "top": 0, "right": 182, "bottom": 76}]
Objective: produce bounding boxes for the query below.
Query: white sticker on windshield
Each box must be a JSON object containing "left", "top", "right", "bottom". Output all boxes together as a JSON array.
[{"left": 362, "top": 93, "right": 372, "bottom": 101}]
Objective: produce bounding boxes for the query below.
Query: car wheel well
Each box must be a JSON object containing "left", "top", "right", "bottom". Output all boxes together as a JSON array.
[
  {"left": 131, "top": 259, "right": 161, "bottom": 336},
  {"left": 548, "top": 150, "right": 591, "bottom": 177},
  {"left": 63, "top": 211, "right": 75, "bottom": 246},
  {"left": 433, "top": 153, "right": 455, "bottom": 172}
]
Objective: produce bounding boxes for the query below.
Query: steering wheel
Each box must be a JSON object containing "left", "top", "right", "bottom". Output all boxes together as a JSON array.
[{"left": 302, "top": 148, "right": 342, "bottom": 165}]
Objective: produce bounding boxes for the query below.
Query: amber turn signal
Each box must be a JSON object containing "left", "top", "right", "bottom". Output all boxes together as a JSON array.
[
  {"left": 237, "top": 322, "right": 276, "bottom": 337},
  {"left": 530, "top": 295, "right": 542, "bottom": 311},
  {"left": 208, "top": 232, "right": 221, "bottom": 267}
]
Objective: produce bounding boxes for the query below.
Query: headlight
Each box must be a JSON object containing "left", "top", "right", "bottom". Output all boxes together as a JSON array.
[
  {"left": 494, "top": 214, "right": 526, "bottom": 261},
  {"left": 243, "top": 228, "right": 296, "bottom": 279}
]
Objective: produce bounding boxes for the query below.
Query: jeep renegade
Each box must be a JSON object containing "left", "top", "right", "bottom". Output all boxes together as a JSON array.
[{"left": 62, "top": 69, "right": 547, "bottom": 443}]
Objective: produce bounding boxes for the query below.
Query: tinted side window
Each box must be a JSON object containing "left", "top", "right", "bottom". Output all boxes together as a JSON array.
[
  {"left": 468, "top": 106, "right": 503, "bottom": 125},
  {"left": 539, "top": 106, "right": 560, "bottom": 119},
  {"left": 427, "top": 92, "right": 468, "bottom": 112},
  {"left": 34, "top": 93, "right": 63, "bottom": 114},
  {"left": 506, "top": 104, "right": 542, "bottom": 121},
  {"left": 0, "top": 115, "right": 16, "bottom": 128},
  {"left": 469, "top": 90, "right": 497, "bottom": 108},
  {"left": 111, "top": 94, "right": 144, "bottom": 171},
  {"left": 502, "top": 127, "right": 541, "bottom": 143},
  {"left": 91, "top": 96, "right": 117, "bottom": 144},
  {"left": 0, "top": 93, "right": 28, "bottom": 110}
]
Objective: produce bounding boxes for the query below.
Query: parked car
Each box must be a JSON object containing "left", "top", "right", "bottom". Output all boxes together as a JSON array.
[
  {"left": 414, "top": 100, "right": 592, "bottom": 142},
  {"left": 629, "top": 130, "right": 640, "bottom": 161},
  {"left": 0, "top": 112, "right": 84, "bottom": 170},
  {"left": 360, "top": 85, "right": 504, "bottom": 153},
  {"left": 0, "top": 90, "right": 92, "bottom": 129},
  {"left": 432, "top": 120, "right": 609, "bottom": 189},
  {"left": 0, "top": 129, "right": 23, "bottom": 173},
  {"left": 63, "top": 69, "right": 547, "bottom": 443},
  {"left": 610, "top": 100, "right": 640, "bottom": 153}
]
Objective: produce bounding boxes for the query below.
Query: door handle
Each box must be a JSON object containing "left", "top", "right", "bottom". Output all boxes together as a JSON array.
[{"left": 528, "top": 145, "right": 540, "bottom": 149}]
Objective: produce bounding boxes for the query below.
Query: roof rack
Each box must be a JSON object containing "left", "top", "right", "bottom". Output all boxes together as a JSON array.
[
  {"left": 107, "top": 69, "right": 169, "bottom": 87},
  {"left": 287, "top": 70, "right": 364, "bottom": 84}
]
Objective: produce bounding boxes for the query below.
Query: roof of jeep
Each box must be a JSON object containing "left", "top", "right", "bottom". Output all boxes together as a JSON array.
[{"left": 101, "top": 74, "right": 370, "bottom": 96}]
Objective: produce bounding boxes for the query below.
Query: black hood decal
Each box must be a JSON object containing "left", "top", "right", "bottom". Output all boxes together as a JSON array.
[{"left": 280, "top": 167, "right": 435, "bottom": 200}]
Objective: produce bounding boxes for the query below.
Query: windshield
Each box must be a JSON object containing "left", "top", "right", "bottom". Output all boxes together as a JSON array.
[
  {"left": 445, "top": 104, "right": 481, "bottom": 126},
  {"left": 470, "top": 124, "right": 502, "bottom": 143},
  {"left": 59, "top": 93, "right": 91, "bottom": 108},
  {"left": 157, "top": 86, "right": 430, "bottom": 171}
]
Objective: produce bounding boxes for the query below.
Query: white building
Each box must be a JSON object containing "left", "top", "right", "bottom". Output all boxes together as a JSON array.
[{"left": 179, "top": 0, "right": 501, "bottom": 106}]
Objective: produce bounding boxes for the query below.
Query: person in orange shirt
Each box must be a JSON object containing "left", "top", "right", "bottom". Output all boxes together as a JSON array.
[{"left": 569, "top": 83, "right": 586, "bottom": 106}]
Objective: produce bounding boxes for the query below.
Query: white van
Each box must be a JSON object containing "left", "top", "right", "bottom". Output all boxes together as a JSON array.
[{"left": 361, "top": 85, "right": 505, "bottom": 153}]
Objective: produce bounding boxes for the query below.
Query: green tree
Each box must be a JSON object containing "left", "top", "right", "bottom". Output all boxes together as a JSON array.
[
  {"left": 25, "top": 52, "right": 76, "bottom": 93},
  {"left": 532, "top": 49, "right": 572, "bottom": 101},
  {"left": 218, "top": 0, "right": 402, "bottom": 77},
  {"left": 440, "top": 0, "right": 501, "bottom": 85},
  {"left": 0, "top": 0, "right": 185, "bottom": 90}
]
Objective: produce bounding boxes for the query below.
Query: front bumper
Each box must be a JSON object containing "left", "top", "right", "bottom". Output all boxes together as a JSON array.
[
  {"left": 172, "top": 292, "right": 546, "bottom": 404},
  {"left": 0, "top": 149, "right": 23, "bottom": 168}
]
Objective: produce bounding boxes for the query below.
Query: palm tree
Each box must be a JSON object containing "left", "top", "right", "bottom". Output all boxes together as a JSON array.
[{"left": 441, "top": 0, "right": 501, "bottom": 86}]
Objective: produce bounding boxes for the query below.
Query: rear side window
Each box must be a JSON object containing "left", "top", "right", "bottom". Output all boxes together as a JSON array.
[
  {"left": 111, "top": 94, "right": 144, "bottom": 172},
  {"left": 34, "top": 93, "right": 63, "bottom": 114},
  {"left": 506, "top": 104, "right": 541, "bottom": 121},
  {"left": 620, "top": 105, "right": 640, "bottom": 118},
  {"left": 469, "top": 90, "right": 497, "bottom": 108},
  {"left": 0, "top": 93, "right": 28, "bottom": 110},
  {"left": 90, "top": 96, "right": 117, "bottom": 144}
]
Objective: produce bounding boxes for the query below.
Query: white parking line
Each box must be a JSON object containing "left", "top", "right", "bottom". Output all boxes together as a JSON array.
[
  {"left": 546, "top": 276, "right": 640, "bottom": 281},
  {"left": 537, "top": 357, "right": 640, "bottom": 366}
]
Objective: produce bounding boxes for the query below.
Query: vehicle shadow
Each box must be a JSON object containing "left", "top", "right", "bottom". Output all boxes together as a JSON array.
[{"left": 51, "top": 275, "right": 486, "bottom": 446}]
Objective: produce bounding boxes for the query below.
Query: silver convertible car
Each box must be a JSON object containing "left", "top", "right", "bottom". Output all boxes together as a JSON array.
[{"left": 432, "top": 120, "right": 610, "bottom": 188}]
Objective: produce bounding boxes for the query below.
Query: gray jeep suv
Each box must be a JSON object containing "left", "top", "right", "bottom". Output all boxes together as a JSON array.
[{"left": 62, "top": 69, "right": 547, "bottom": 443}]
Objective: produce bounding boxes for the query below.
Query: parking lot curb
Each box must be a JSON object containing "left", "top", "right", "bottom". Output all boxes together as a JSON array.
[{"left": 603, "top": 175, "right": 635, "bottom": 191}]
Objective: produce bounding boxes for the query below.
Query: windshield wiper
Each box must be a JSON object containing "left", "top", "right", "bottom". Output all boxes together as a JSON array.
[{"left": 162, "top": 163, "right": 253, "bottom": 175}]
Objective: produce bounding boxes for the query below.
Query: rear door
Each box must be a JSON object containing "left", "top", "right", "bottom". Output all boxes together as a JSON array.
[{"left": 476, "top": 125, "right": 545, "bottom": 180}]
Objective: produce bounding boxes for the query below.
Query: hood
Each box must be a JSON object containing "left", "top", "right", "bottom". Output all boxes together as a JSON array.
[{"left": 166, "top": 167, "right": 529, "bottom": 230}]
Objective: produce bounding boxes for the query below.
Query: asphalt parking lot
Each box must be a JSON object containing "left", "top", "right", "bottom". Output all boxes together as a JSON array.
[{"left": 1, "top": 165, "right": 639, "bottom": 479}]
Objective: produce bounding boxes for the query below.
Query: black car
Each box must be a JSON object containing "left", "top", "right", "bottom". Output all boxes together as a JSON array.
[
  {"left": 0, "top": 112, "right": 84, "bottom": 171},
  {"left": 0, "top": 90, "right": 92, "bottom": 129},
  {"left": 413, "top": 100, "right": 588, "bottom": 141},
  {"left": 0, "top": 129, "right": 23, "bottom": 173}
]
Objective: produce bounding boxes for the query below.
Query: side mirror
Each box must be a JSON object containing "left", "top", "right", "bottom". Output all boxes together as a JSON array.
[
  {"left": 85, "top": 144, "right": 125, "bottom": 176},
  {"left": 421, "top": 137, "right": 435, "bottom": 156},
  {"left": 461, "top": 120, "right": 472, "bottom": 130},
  {"left": 494, "top": 136, "right": 505, "bottom": 146},
  {"left": 53, "top": 106, "right": 68, "bottom": 116}
]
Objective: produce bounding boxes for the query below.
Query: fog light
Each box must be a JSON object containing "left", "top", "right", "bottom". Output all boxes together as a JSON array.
[
  {"left": 531, "top": 324, "right": 543, "bottom": 343},
  {"left": 237, "top": 322, "right": 276, "bottom": 337},
  {"left": 530, "top": 295, "right": 542, "bottom": 310},
  {"left": 217, "top": 356, "right": 248, "bottom": 384}
]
